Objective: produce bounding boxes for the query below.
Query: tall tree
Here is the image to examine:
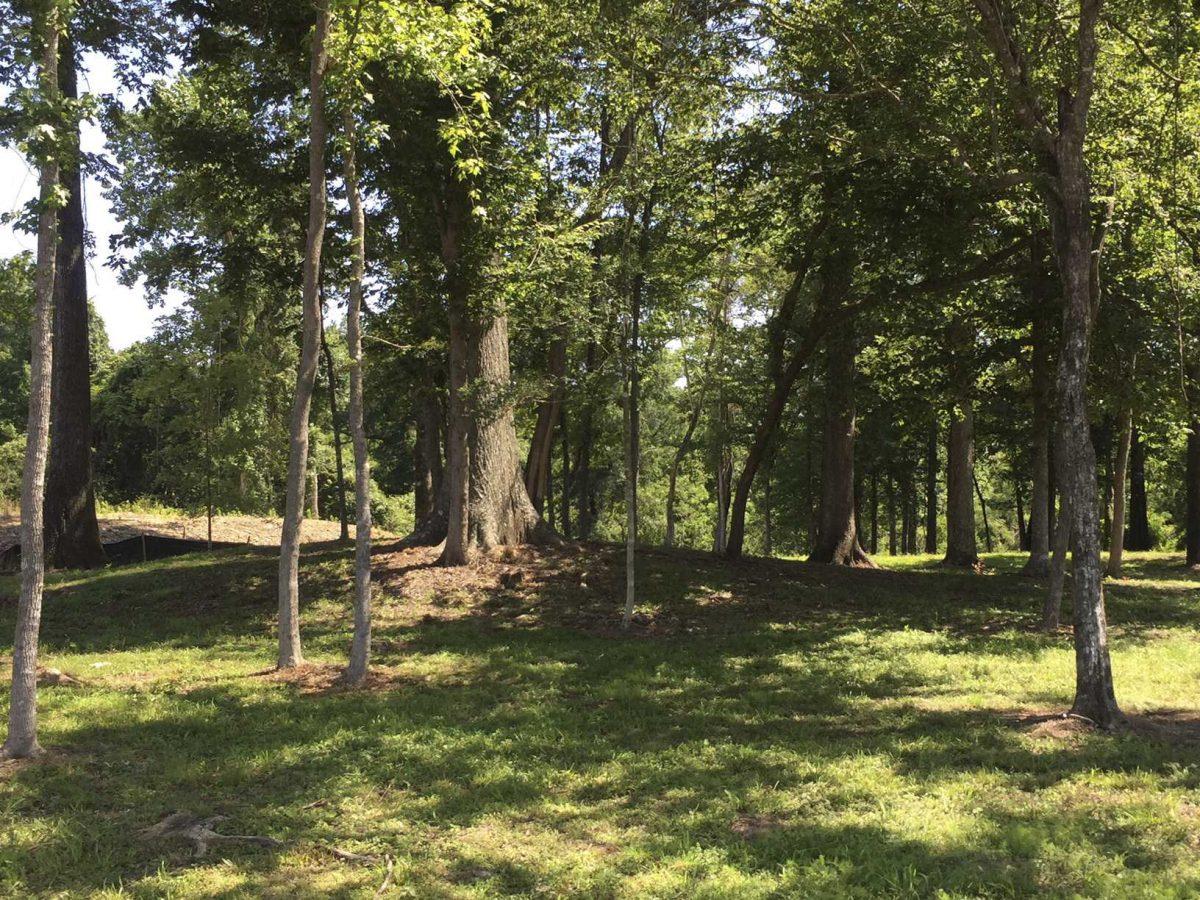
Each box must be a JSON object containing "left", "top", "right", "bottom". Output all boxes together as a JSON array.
[
  {"left": 4, "top": 0, "right": 61, "bottom": 760},
  {"left": 42, "top": 30, "right": 103, "bottom": 569},
  {"left": 970, "top": 0, "right": 1124, "bottom": 726},
  {"left": 276, "top": 0, "right": 330, "bottom": 669}
]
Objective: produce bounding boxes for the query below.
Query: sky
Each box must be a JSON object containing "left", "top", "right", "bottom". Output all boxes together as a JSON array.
[{"left": 0, "top": 52, "right": 183, "bottom": 351}]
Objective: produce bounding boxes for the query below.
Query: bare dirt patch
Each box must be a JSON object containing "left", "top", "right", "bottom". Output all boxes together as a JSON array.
[{"left": 1008, "top": 708, "right": 1200, "bottom": 743}]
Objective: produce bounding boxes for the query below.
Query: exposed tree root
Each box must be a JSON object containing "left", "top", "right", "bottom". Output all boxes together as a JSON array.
[{"left": 140, "top": 811, "right": 284, "bottom": 858}]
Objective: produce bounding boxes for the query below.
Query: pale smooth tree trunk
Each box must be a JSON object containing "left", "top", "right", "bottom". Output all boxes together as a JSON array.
[
  {"left": 277, "top": 0, "right": 330, "bottom": 668},
  {"left": 1106, "top": 404, "right": 1132, "bottom": 578},
  {"left": 4, "top": 1, "right": 59, "bottom": 759},
  {"left": 342, "top": 114, "right": 372, "bottom": 685}
]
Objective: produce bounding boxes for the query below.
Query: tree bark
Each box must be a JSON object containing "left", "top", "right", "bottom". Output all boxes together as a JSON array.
[
  {"left": 43, "top": 33, "right": 104, "bottom": 571},
  {"left": 320, "top": 315, "right": 349, "bottom": 541},
  {"left": 1043, "top": 492, "right": 1071, "bottom": 631},
  {"left": 4, "top": 1, "right": 59, "bottom": 759},
  {"left": 1023, "top": 302, "right": 1053, "bottom": 575},
  {"left": 276, "top": 0, "right": 330, "bottom": 669},
  {"left": 971, "top": 0, "right": 1124, "bottom": 726},
  {"left": 622, "top": 199, "right": 650, "bottom": 628},
  {"left": 1187, "top": 421, "right": 1200, "bottom": 568},
  {"left": 924, "top": 423, "right": 938, "bottom": 553},
  {"left": 559, "top": 409, "right": 571, "bottom": 539},
  {"left": 943, "top": 402, "right": 978, "bottom": 567},
  {"left": 1126, "top": 427, "right": 1151, "bottom": 550},
  {"left": 1106, "top": 404, "right": 1132, "bottom": 578},
  {"left": 413, "top": 389, "right": 443, "bottom": 524},
  {"left": 808, "top": 321, "right": 873, "bottom": 567},
  {"left": 342, "top": 113, "right": 372, "bottom": 686}
]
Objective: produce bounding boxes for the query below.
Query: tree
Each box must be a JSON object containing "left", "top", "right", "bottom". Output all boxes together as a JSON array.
[
  {"left": 969, "top": 0, "right": 1124, "bottom": 727},
  {"left": 4, "top": 0, "right": 61, "bottom": 760},
  {"left": 277, "top": 0, "right": 330, "bottom": 669}
]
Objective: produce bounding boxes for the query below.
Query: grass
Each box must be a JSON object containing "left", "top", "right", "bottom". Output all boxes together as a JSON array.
[{"left": 1, "top": 543, "right": 1199, "bottom": 898}]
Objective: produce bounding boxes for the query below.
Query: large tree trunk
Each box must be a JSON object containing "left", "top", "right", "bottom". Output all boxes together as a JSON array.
[
  {"left": 808, "top": 323, "right": 873, "bottom": 567},
  {"left": 1126, "top": 427, "right": 1151, "bottom": 550},
  {"left": 1106, "top": 404, "right": 1132, "bottom": 577},
  {"left": 943, "top": 402, "right": 978, "bottom": 567},
  {"left": 342, "top": 114, "right": 372, "bottom": 686},
  {"left": 1023, "top": 301, "right": 1053, "bottom": 575},
  {"left": 320, "top": 315, "right": 349, "bottom": 541},
  {"left": 466, "top": 310, "right": 541, "bottom": 550},
  {"left": 276, "top": 0, "right": 330, "bottom": 669},
  {"left": 4, "top": 2, "right": 59, "bottom": 759},
  {"left": 43, "top": 33, "right": 104, "bottom": 571}
]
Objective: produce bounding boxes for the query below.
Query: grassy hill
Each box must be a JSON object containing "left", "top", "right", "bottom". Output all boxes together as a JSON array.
[{"left": 1, "top": 544, "right": 1199, "bottom": 897}]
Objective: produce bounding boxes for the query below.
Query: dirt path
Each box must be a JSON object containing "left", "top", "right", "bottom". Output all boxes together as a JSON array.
[{"left": 0, "top": 512, "right": 352, "bottom": 557}]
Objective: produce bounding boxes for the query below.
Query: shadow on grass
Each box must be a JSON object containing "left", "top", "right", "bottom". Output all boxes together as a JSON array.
[{"left": 3, "top": 544, "right": 1200, "bottom": 894}]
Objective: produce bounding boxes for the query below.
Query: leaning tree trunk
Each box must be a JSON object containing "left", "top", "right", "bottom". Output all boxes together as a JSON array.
[
  {"left": 276, "top": 0, "right": 330, "bottom": 669},
  {"left": 43, "top": 33, "right": 104, "bottom": 571},
  {"left": 1106, "top": 403, "right": 1132, "bottom": 578},
  {"left": 342, "top": 113, "right": 372, "bottom": 686},
  {"left": 808, "top": 323, "right": 873, "bottom": 567},
  {"left": 943, "top": 401, "right": 978, "bottom": 567},
  {"left": 4, "top": 2, "right": 59, "bottom": 760},
  {"left": 1023, "top": 304, "right": 1053, "bottom": 575}
]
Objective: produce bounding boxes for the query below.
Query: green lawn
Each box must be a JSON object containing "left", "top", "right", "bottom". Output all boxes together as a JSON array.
[{"left": 2, "top": 543, "right": 1199, "bottom": 897}]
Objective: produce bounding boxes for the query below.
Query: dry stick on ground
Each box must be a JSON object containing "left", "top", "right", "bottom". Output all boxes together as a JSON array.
[
  {"left": 375, "top": 855, "right": 395, "bottom": 897},
  {"left": 3, "top": 0, "right": 60, "bottom": 761}
]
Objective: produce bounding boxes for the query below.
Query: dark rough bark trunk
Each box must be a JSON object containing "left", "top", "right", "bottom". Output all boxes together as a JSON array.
[
  {"left": 524, "top": 336, "right": 566, "bottom": 514},
  {"left": 870, "top": 469, "right": 879, "bottom": 555},
  {"left": 925, "top": 423, "right": 938, "bottom": 553},
  {"left": 943, "top": 402, "right": 978, "bottom": 567},
  {"left": 1044, "top": 491, "right": 1071, "bottom": 631},
  {"left": 1023, "top": 305, "right": 1053, "bottom": 575},
  {"left": 808, "top": 323, "right": 873, "bottom": 567},
  {"left": 1126, "top": 427, "right": 1151, "bottom": 550},
  {"left": 1015, "top": 481, "right": 1027, "bottom": 551},
  {"left": 887, "top": 474, "right": 897, "bottom": 556},
  {"left": 413, "top": 389, "right": 443, "bottom": 524},
  {"left": 1188, "top": 422, "right": 1200, "bottom": 568},
  {"left": 763, "top": 458, "right": 774, "bottom": 556},
  {"left": 5, "top": 4, "right": 59, "bottom": 759},
  {"left": 43, "top": 34, "right": 104, "bottom": 571},
  {"left": 320, "top": 315, "right": 349, "bottom": 541},
  {"left": 440, "top": 302, "right": 470, "bottom": 564},
  {"left": 973, "top": 472, "right": 992, "bottom": 553},
  {"left": 277, "top": 0, "right": 330, "bottom": 668}
]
